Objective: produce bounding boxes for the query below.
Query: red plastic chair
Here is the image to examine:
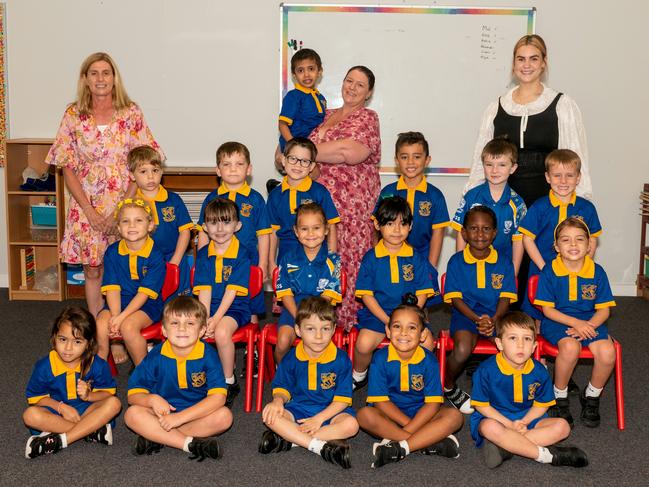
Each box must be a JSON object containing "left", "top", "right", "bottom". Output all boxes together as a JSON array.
[
  {"left": 528, "top": 275, "right": 625, "bottom": 430},
  {"left": 255, "top": 267, "right": 346, "bottom": 412}
]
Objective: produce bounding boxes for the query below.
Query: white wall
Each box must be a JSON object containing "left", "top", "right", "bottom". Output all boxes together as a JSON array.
[{"left": 2, "top": 0, "right": 647, "bottom": 295}]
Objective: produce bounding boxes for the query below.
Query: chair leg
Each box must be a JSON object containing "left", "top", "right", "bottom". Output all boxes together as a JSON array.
[
  {"left": 107, "top": 352, "right": 118, "bottom": 377},
  {"left": 244, "top": 331, "right": 255, "bottom": 413},
  {"left": 265, "top": 344, "right": 276, "bottom": 381},
  {"left": 255, "top": 332, "right": 267, "bottom": 413},
  {"left": 438, "top": 333, "right": 448, "bottom": 390},
  {"left": 613, "top": 341, "right": 625, "bottom": 430}
]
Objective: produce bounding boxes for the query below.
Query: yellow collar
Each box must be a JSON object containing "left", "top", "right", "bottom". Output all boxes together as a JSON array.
[
  {"left": 118, "top": 236, "right": 154, "bottom": 257},
  {"left": 207, "top": 236, "right": 240, "bottom": 259},
  {"left": 463, "top": 245, "right": 498, "bottom": 265},
  {"left": 549, "top": 190, "right": 576, "bottom": 207},
  {"left": 387, "top": 343, "right": 426, "bottom": 365},
  {"left": 396, "top": 176, "right": 427, "bottom": 193},
  {"left": 281, "top": 176, "right": 312, "bottom": 193},
  {"left": 375, "top": 240, "right": 413, "bottom": 258},
  {"left": 217, "top": 181, "right": 251, "bottom": 198},
  {"left": 552, "top": 255, "right": 595, "bottom": 279},
  {"left": 496, "top": 352, "right": 534, "bottom": 375},
  {"left": 295, "top": 83, "right": 320, "bottom": 95},
  {"left": 160, "top": 339, "right": 205, "bottom": 360},
  {"left": 295, "top": 341, "right": 337, "bottom": 364},
  {"left": 136, "top": 185, "right": 168, "bottom": 203},
  {"left": 49, "top": 350, "right": 81, "bottom": 376}
]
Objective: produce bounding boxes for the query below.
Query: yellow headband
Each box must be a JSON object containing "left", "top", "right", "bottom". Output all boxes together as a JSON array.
[{"left": 115, "top": 198, "right": 152, "bottom": 218}]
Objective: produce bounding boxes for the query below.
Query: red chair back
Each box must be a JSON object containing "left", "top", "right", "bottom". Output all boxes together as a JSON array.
[
  {"left": 527, "top": 274, "right": 540, "bottom": 310},
  {"left": 161, "top": 262, "right": 180, "bottom": 300}
]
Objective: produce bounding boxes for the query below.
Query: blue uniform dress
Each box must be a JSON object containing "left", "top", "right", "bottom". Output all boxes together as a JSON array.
[
  {"left": 451, "top": 182, "right": 526, "bottom": 261},
  {"left": 356, "top": 241, "right": 439, "bottom": 334},
  {"left": 470, "top": 353, "right": 556, "bottom": 447},
  {"left": 518, "top": 191, "right": 602, "bottom": 319},
  {"left": 272, "top": 342, "right": 354, "bottom": 423},
  {"left": 128, "top": 340, "right": 227, "bottom": 412},
  {"left": 444, "top": 246, "right": 517, "bottom": 336},
  {"left": 276, "top": 244, "right": 342, "bottom": 327},
  {"left": 26, "top": 351, "right": 116, "bottom": 433},
  {"left": 198, "top": 182, "right": 272, "bottom": 315},
  {"left": 375, "top": 177, "right": 450, "bottom": 256},
  {"left": 101, "top": 237, "right": 166, "bottom": 322},
  {"left": 366, "top": 344, "right": 444, "bottom": 418},
  {"left": 534, "top": 256, "right": 616, "bottom": 346},
  {"left": 278, "top": 84, "right": 327, "bottom": 151},
  {"left": 192, "top": 237, "right": 251, "bottom": 327},
  {"left": 266, "top": 176, "right": 340, "bottom": 262},
  {"left": 137, "top": 186, "right": 194, "bottom": 298}
]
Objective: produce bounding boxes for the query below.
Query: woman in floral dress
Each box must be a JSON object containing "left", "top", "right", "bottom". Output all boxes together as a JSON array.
[{"left": 309, "top": 66, "right": 381, "bottom": 331}]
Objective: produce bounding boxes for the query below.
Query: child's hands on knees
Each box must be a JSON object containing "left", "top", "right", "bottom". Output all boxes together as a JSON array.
[
  {"left": 149, "top": 394, "right": 176, "bottom": 418},
  {"left": 298, "top": 415, "right": 324, "bottom": 436},
  {"left": 108, "top": 314, "right": 125, "bottom": 337},
  {"left": 205, "top": 317, "right": 217, "bottom": 338},
  {"left": 158, "top": 412, "right": 184, "bottom": 432},
  {"left": 262, "top": 398, "right": 285, "bottom": 425},
  {"left": 511, "top": 419, "right": 528, "bottom": 434},
  {"left": 59, "top": 402, "right": 81, "bottom": 423},
  {"left": 567, "top": 320, "right": 598, "bottom": 341},
  {"left": 77, "top": 379, "right": 93, "bottom": 401},
  {"left": 476, "top": 315, "right": 494, "bottom": 335}
]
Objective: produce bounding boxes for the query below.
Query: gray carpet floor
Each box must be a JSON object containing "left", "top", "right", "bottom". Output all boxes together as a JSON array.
[{"left": 1, "top": 290, "right": 647, "bottom": 486}]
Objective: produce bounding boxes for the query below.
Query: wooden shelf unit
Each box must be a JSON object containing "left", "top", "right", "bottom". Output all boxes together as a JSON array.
[
  {"left": 639, "top": 183, "right": 649, "bottom": 298},
  {"left": 4, "top": 139, "right": 65, "bottom": 300}
]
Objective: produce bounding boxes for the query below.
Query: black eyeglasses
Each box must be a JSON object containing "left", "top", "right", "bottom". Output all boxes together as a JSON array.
[{"left": 286, "top": 155, "right": 313, "bottom": 167}]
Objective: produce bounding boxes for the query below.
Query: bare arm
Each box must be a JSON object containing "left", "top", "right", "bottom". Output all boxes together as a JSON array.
[
  {"left": 257, "top": 233, "right": 270, "bottom": 280},
  {"left": 361, "top": 295, "right": 390, "bottom": 325},
  {"left": 278, "top": 120, "right": 293, "bottom": 143},
  {"left": 428, "top": 228, "right": 445, "bottom": 268},
  {"left": 589, "top": 236, "right": 597, "bottom": 258},
  {"left": 475, "top": 404, "right": 516, "bottom": 429},
  {"left": 374, "top": 400, "right": 411, "bottom": 427},
  {"left": 512, "top": 239, "right": 524, "bottom": 276},
  {"left": 269, "top": 232, "right": 279, "bottom": 275},
  {"left": 327, "top": 223, "right": 338, "bottom": 253},
  {"left": 105, "top": 289, "right": 121, "bottom": 316},
  {"left": 162, "top": 393, "right": 226, "bottom": 429},
  {"left": 404, "top": 402, "right": 440, "bottom": 434},
  {"left": 169, "top": 229, "right": 190, "bottom": 266},
  {"left": 315, "top": 139, "right": 371, "bottom": 165},
  {"left": 523, "top": 235, "right": 545, "bottom": 270},
  {"left": 281, "top": 294, "right": 298, "bottom": 319},
  {"left": 197, "top": 230, "right": 209, "bottom": 250}
]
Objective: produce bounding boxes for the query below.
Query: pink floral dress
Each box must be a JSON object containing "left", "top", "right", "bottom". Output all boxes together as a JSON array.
[
  {"left": 46, "top": 103, "right": 162, "bottom": 266},
  {"left": 310, "top": 107, "right": 381, "bottom": 331}
]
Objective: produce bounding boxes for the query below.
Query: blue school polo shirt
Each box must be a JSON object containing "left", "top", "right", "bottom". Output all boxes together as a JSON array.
[
  {"left": 26, "top": 351, "right": 116, "bottom": 415},
  {"left": 366, "top": 344, "right": 443, "bottom": 418},
  {"left": 376, "top": 177, "right": 450, "bottom": 256},
  {"left": 272, "top": 342, "right": 353, "bottom": 418},
  {"left": 470, "top": 353, "right": 555, "bottom": 447},
  {"left": 128, "top": 340, "right": 227, "bottom": 412},
  {"left": 266, "top": 176, "right": 340, "bottom": 261},
  {"left": 451, "top": 182, "right": 526, "bottom": 259},
  {"left": 193, "top": 237, "right": 251, "bottom": 317},
  {"left": 278, "top": 84, "right": 327, "bottom": 150}
]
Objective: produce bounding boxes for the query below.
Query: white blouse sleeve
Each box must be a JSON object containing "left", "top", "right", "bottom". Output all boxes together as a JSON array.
[
  {"left": 464, "top": 100, "right": 499, "bottom": 195},
  {"left": 557, "top": 94, "right": 592, "bottom": 199}
]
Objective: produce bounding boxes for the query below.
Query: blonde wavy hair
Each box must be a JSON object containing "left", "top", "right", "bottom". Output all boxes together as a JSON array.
[{"left": 75, "top": 52, "right": 132, "bottom": 115}]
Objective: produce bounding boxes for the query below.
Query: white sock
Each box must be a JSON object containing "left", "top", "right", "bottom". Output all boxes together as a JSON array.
[
  {"left": 308, "top": 438, "right": 326, "bottom": 455},
  {"left": 60, "top": 433, "right": 68, "bottom": 449},
  {"left": 225, "top": 375, "right": 235, "bottom": 385},
  {"left": 183, "top": 436, "right": 193, "bottom": 452},
  {"left": 553, "top": 386, "right": 568, "bottom": 399},
  {"left": 352, "top": 369, "right": 367, "bottom": 382},
  {"left": 399, "top": 440, "right": 410, "bottom": 456},
  {"left": 443, "top": 385, "right": 455, "bottom": 393},
  {"left": 378, "top": 438, "right": 391, "bottom": 446},
  {"left": 536, "top": 446, "right": 553, "bottom": 463},
  {"left": 585, "top": 382, "right": 603, "bottom": 398}
]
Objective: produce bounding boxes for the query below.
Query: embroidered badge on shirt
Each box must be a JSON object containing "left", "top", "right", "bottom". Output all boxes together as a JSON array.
[
  {"left": 300, "top": 198, "right": 314, "bottom": 206},
  {"left": 321, "top": 372, "right": 336, "bottom": 390},
  {"left": 504, "top": 221, "right": 513, "bottom": 234},
  {"left": 418, "top": 201, "right": 432, "bottom": 217},
  {"left": 491, "top": 273, "right": 504, "bottom": 290},
  {"left": 191, "top": 371, "right": 206, "bottom": 387},
  {"left": 162, "top": 206, "right": 176, "bottom": 222},
  {"left": 581, "top": 284, "right": 597, "bottom": 300},
  {"left": 411, "top": 374, "right": 424, "bottom": 391},
  {"left": 240, "top": 203, "right": 253, "bottom": 217},
  {"left": 402, "top": 264, "right": 414, "bottom": 282},
  {"left": 223, "top": 266, "right": 232, "bottom": 281},
  {"left": 528, "top": 382, "right": 541, "bottom": 400},
  {"left": 142, "top": 266, "right": 148, "bottom": 277}
]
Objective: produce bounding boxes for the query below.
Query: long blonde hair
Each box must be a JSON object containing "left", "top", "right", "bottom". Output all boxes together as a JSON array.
[{"left": 75, "top": 52, "right": 132, "bottom": 115}]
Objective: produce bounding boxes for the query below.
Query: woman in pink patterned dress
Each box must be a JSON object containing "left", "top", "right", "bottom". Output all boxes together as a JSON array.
[
  {"left": 46, "top": 52, "right": 163, "bottom": 322},
  {"left": 309, "top": 66, "right": 381, "bottom": 331}
]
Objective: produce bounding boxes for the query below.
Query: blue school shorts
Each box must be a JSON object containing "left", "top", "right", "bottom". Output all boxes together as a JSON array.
[{"left": 541, "top": 319, "right": 609, "bottom": 347}]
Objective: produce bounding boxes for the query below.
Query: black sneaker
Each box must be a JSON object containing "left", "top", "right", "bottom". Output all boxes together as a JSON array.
[
  {"left": 481, "top": 439, "right": 513, "bottom": 469},
  {"left": 84, "top": 424, "right": 113, "bottom": 445},
  {"left": 352, "top": 375, "right": 368, "bottom": 392},
  {"left": 548, "top": 397, "right": 573, "bottom": 427},
  {"left": 372, "top": 440, "right": 406, "bottom": 468},
  {"left": 132, "top": 435, "right": 164, "bottom": 456},
  {"left": 188, "top": 437, "right": 222, "bottom": 462},
  {"left": 241, "top": 348, "right": 259, "bottom": 379},
  {"left": 421, "top": 434, "right": 460, "bottom": 458},
  {"left": 548, "top": 445, "right": 589, "bottom": 467},
  {"left": 444, "top": 387, "right": 474, "bottom": 414},
  {"left": 320, "top": 439, "right": 351, "bottom": 469},
  {"left": 568, "top": 377, "right": 581, "bottom": 396},
  {"left": 258, "top": 429, "right": 292, "bottom": 454},
  {"left": 579, "top": 391, "right": 601, "bottom": 428},
  {"left": 225, "top": 379, "right": 241, "bottom": 408},
  {"left": 25, "top": 433, "right": 62, "bottom": 459}
]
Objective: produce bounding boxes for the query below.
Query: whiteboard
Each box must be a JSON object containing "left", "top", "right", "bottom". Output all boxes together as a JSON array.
[{"left": 281, "top": 4, "right": 535, "bottom": 174}]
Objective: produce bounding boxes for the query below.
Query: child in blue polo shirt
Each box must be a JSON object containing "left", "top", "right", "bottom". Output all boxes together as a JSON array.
[
  {"left": 534, "top": 217, "right": 616, "bottom": 428},
  {"left": 267, "top": 137, "right": 339, "bottom": 273},
  {"left": 376, "top": 131, "right": 449, "bottom": 267},
  {"left": 259, "top": 297, "right": 358, "bottom": 469},
  {"left": 197, "top": 141, "right": 272, "bottom": 320},
  {"left": 353, "top": 196, "right": 438, "bottom": 389},
  {"left": 128, "top": 145, "right": 193, "bottom": 298},
  {"left": 358, "top": 299, "right": 463, "bottom": 468},
  {"left": 24, "top": 307, "right": 120, "bottom": 459},
  {"left": 471, "top": 311, "right": 588, "bottom": 469},
  {"left": 519, "top": 149, "right": 601, "bottom": 321},
  {"left": 96, "top": 199, "right": 166, "bottom": 366},
  {"left": 275, "top": 202, "right": 342, "bottom": 363},
  {"left": 443, "top": 205, "right": 517, "bottom": 414},
  {"left": 452, "top": 137, "right": 526, "bottom": 273},
  {"left": 194, "top": 198, "right": 251, "bottom": 407},
  {"left": 125, "top": 296, "right": 232, "bottom": 461}
]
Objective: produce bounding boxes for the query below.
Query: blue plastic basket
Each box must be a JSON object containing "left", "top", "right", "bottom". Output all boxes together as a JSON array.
[{"left": 31, "top": 205, "right": 57, "bottom": 226}]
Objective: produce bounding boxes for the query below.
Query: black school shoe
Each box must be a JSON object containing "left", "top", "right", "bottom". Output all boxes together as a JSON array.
[
  {"left": 352, "top": 375, "right": 368, "bottom": 391},
  {"left": 25, "top": 433, "right": 62, "bottom": 459},
  {"left": 258, "top": 429, "right": 292, "bottom": 454},
  {"left": 421, "top": 434, "right": 460, "bottom": 458},
  {"left": 188, "top": 437, "right": 222, "bottom": 461},
  {"left": 132, "top": 435, "right": 164, "bottom": 456},
  {"left": 547, "top": 397, "right": 574, "bottom": 427},
  {"left": 568, "top": 377, "right": 581, "bottom": 396},
  {"left": 481, "top": 440, "right": 513, "bottom": 469},
  {"left": 84, "top": 424, "right": 113, "bottom": 445},
  {"left": 320, "top": 439, "right": 351, "bottom": 469},
  {"left": 372, "top": 440, "right": 406, "bottom": 468},
  {"left": 548, "top": 445, "right": 589, "bottom": 467},
  {"left": 579, "top": 391, "right": 601, "bottom": 428},
  {"left": 225, "top": 378, "right": 241, "bottom": 409}
]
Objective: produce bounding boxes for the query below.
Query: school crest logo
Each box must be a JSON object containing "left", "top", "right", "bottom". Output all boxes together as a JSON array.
[
  {"left": 300, "top": 198, "right": 314, "bottom": 206},
  {"left": 402, "top": 264, "right": 414, "bottom": 281},
  {"left": 141, "top": 266, "right": 148, "bottom": 277},
  {"left": 491, "top": 273, "right": 504, "bottom": 290},
  {"left": 411, "top": 374, "right": 424, "bottom": 391},
  {"left": 240, "top": 203, "right": 253, "bottom": 217},
  {"left": 581, "top": 284, "right": 597, "bottom": 300},
  {"left": 528, "top": 382, "right": 541, "bottom": 400},
  {"left": 504, "top": 221, "right": 513, "bottom": 234},
  {"left": 321, "top": 372, "right": 336, "bottom": 390},
  {"left": 418, "top": 201, "right": 432, "bottom": 217},
  {"left": 162, "top": 206, "right": 176, "bottom": 222},
  {"left": 223, "top": 266, "right": 233, "bottom": 281},
  {"left": 191, "top": 371, "right": 206, "bottom": 387}
]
